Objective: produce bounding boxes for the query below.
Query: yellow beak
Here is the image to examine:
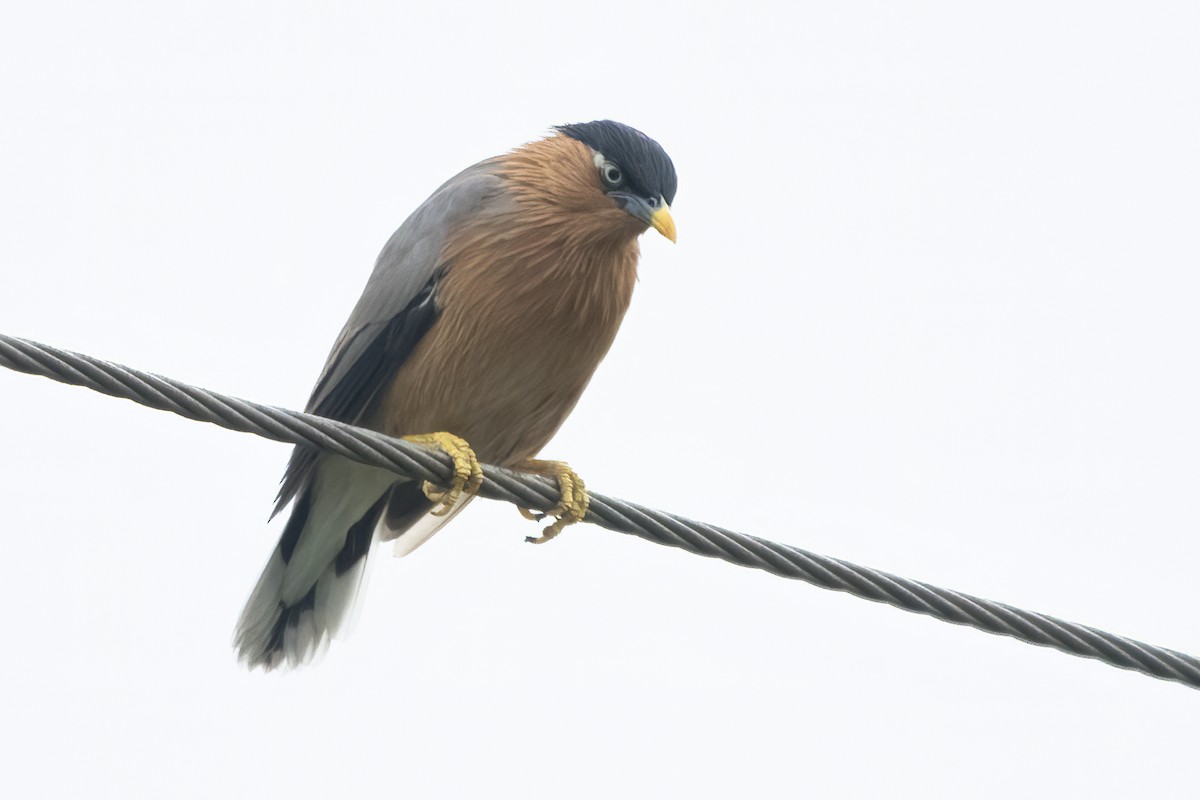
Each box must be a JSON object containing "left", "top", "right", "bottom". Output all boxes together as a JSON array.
[{"left": 650, "top": 206, "right": 677, "bottom": 243}]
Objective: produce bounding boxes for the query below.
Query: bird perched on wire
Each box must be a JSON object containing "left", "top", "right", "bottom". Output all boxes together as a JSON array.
[{"left": 234, "top": 120, "right": 678, "bottom": 669}]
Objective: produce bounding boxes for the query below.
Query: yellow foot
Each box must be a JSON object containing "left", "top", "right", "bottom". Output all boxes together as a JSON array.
[
  {"left": 515, "top": 459, "right": 589, "bottom": 544},
  {"left": 403, "top": 432, "right": 483, "bottom": 516}
]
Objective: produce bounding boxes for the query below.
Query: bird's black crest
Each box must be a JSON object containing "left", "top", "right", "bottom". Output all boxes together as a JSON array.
[{"left": 557, "top": 120, "right": 678, "bottom": 206}]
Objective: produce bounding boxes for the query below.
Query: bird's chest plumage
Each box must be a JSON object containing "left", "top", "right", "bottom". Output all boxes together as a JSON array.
[{"left": 374, "top": 223, "right": 639, "bottom": 466}]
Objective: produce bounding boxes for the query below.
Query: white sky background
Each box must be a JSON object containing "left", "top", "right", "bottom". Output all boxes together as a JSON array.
[{"left": 1, "top": 1, "right": 1197, "bottom": 796}]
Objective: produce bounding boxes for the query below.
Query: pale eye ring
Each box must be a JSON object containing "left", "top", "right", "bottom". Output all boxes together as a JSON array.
[{"left": 601, "top": 161, "right": 623, "bottom": 187}]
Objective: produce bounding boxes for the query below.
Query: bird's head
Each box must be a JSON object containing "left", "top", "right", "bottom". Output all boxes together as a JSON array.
[
  {"left": 556, "top": 120, "right": 677, "bottom": 243},
  {"left": 500, "top": 120, "right": 678, "bottom": 244}
]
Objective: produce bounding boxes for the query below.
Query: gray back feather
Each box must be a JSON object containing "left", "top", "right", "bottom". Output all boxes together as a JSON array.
[
  {"left": 309, "top": 160, "right": 505, "bottom": 414},
  {"left": 274, "top": 159, "right": 507, "bottom": 513}
]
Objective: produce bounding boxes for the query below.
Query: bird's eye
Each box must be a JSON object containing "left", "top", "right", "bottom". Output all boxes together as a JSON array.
[{"left": 600, "top": 161, "right": 623, "bottom": 187}]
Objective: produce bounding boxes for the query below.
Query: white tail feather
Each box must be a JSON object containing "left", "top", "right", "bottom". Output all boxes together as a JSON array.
[
  {"left": 382, "top": 494, "right": 475, "bottom": 557},
  {"left": 278, "top": 461, "right": 392, "bottom": 603},
  {"left": 234, "top": 457, "right": 394, "bottom": 670}
]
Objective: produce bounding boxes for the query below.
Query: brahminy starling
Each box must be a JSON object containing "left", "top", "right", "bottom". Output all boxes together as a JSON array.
[{"left": 235, "top": 120, "right": 677, "bottom": 669}]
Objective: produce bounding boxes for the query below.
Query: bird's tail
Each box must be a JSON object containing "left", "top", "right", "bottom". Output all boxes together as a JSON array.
[{"left": 234, "top": 458, "right": 399, "bottom": 670}]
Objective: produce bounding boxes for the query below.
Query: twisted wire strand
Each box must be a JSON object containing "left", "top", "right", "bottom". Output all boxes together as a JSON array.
[{"left": 2, "top": 331, "right": 1198, "bottom": 690}]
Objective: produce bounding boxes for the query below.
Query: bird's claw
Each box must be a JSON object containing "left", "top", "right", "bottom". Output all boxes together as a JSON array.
[
  {"left": 516, "top": 459, "right": 589, "bottom": 544},
  {"left": 403, "top": 432, "right": 483, "bottom": 515}
]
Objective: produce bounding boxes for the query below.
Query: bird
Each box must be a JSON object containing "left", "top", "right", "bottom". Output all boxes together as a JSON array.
[{"left": 234, "top": 120, "right": 678, "bottom": 670}]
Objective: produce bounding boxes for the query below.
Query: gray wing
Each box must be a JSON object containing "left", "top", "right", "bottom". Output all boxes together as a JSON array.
[{"left": 273, "top": 159, "right": 506, "bottom": 515}]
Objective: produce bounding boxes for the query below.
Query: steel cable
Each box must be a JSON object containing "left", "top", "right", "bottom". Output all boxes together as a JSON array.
[{"left": 2, "top": 331, "right": 1197, "bottom": 690}]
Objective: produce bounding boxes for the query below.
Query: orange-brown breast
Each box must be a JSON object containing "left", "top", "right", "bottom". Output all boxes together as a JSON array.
[{"left": 368, "top": 134, "right": 645, "bottom": 466}]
